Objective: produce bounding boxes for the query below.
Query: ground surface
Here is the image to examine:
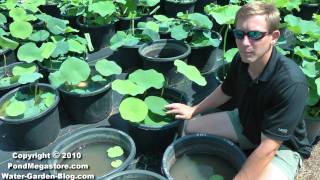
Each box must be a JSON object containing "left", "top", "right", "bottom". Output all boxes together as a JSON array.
[{"left": 296, "top": 140, "right": 320, "bottom": 180}]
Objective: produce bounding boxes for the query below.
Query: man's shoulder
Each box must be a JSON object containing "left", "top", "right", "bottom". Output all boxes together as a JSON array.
[{"left": 274, "top": 53, "right": 306, "bottom": 85}]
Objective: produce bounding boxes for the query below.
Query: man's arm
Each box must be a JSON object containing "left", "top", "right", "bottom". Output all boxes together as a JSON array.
[
  {"left": 192, "top": 84, "right": 231, "bottom": 116},
  {"left": 234, "top": 133, "right": 282, "bottom": 180}
]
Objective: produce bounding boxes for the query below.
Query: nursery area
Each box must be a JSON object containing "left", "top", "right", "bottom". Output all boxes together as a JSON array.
[{"left": 0, "top": 0, "right": 319, "bottom": 179}]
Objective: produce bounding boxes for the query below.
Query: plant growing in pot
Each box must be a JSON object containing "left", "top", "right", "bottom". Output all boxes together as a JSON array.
[
  {"left": 115, "top": 0, "right": 160, "bottom": 31},
  {"left": 57, "top": 0, "right": 86, "bottom": 29},
  {"left": 33, "top": 13, "right": 88, "bottom": 78},
  {"left": 205, "top": 3, "right": 240, "bottom": 81},
  {"left": 0, "top": 68, "right": 60, "bottom": 150},
  {"left": 167, "top": 12, "right": 222, "bottom": 73},
  {"left": 109, "top": 24, "right": 160, "bottom": 71},
  {"left": 49, "top": 57, "right": 122, "bottom": 124},
  {"left": 76, "top": 0, "right": 120, "bottom": 51},
  {"left": 162, "top": 0, "right": 198, "bottom": 18},
  {"left": 283, "top": 14, "right": 320, "bottom": 143},
  {"left": 111, "top": 60, "right": 206, "bottom": 153}
]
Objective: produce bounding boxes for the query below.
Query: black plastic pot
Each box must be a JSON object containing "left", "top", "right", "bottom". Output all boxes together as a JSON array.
[
  {"left": 194, "top": 0, "right": 216, "bottom": 13},
  {"left": 188, "top": 31, "right": 222, "bottom": 72},
  {"left": 138, "top": 39, "right": 191, "bottom": 86},
  {"left": 163, "top": 0, "right": 197, "bottom": 17},
  {"left": 0, "top": 62, "right": 38, "bottom": 97},
  {"left": 115, "top": 15, "right": 153, "bottom": 31},
  {"left": 58, "top": 79, "right": 113, "bottom": 124},
  {"left": 39, "top": 4, "right": 61, "bottom": 18},
  {"left": 109, "top": 28, "right": 147, "bottom": 72},
  {"left": 214, "top": 61, "right": 235, "bottom": 111},
  {"left": 108, "top": 170, "right": 167, "bottom": 180},
  {"left": 48, "top": 128, "right": 136, "bottom": 179},
  {"left": 76, "top": 17, "right": 116, "bottom": 51},
  {"left": 0, "top": 83, "right": 60, "bottom": 150},
  {"left": 126, "top": 87, "right": 189, "bottom": 153},
  {"left": 61, "top": 14, "right": 79, "bottom": 30},
  {"left": 293, "top": 3, "right": 320, "bottom": 20},
  {"left": 162, "top": 134, "right": 246, "bottom": 180}
]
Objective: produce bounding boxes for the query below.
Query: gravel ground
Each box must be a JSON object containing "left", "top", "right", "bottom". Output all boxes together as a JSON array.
[{"left": 296, "top": 140, "right": 320, "bottom": 180}]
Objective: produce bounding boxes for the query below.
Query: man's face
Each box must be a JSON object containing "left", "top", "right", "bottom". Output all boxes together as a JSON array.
[{"left": 235, "top": 15, "right": 276, "bottom": 64}]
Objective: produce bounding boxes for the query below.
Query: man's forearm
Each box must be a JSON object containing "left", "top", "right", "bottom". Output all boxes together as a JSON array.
[
  {"left": 193, "top": 85, "right": 231, "bottom": 116},
  {"left": 234, "top": 138, "right": 281, "bottom": 180}
]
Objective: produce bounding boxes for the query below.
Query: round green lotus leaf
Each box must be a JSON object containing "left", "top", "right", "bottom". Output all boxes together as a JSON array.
[
  {"left": 40, "top": 42, "right": 56, "bottom": 59},
  {"left": 209, "top": 175, "right": 224, "bottom": 180},
  {"left": 29, "top": 30, "right": 50, "bottom": 42},
  {"left": 111, "top": 160, "right": 123, "bottom": 168},
  {"left": 60, "top": 57, "right": 90, "bottom": 85},
  {"left": 9, "top": 21, "right": 33, "bottom": 39},
  {"left": 107, "top": 146, "right": 124, "bottom": 158},
  {"left": 119, "top": 97, "right": 148, "bottom": 123},
  {"left": 18, "top": 72, "right": 43, "bottom": 84},
  {"left": 112, "top": 79, "right": 145, "bottom": 96},
  {"left": 95, "top": 59, "right": 122, "bottom": 77},
  {"left": 9, "top": 7, "right": 27, "bottom": 21},
  {"left": 17, "top": 42, "right": 43, "bottom": 63},
  {"left": 51, "top": 41, "right": 69, "bottom": 58},
  {"left": 144, "top": 111, "right": 171, "bottom": 126},
  {"left": 174, "top": 60, "right": 207, "bottom": 86},
  {"left": 12, "top": 63, "right": 36, "bottom": 76},
  {"left": 0, "top": 36, "right": 19, "bottom": 50},
  {"left": 48, "top": 71, "right": 66, "bottom": 88},
  {"left": 129, "top": 69, "right": 165, "bottom": 90},
  {"left": 5, "top": 101, "right": 26, "bottom": 117},
  {"left": 40, "top": 92, "right": 55, "bottom": 108},
  {"left": 91, "top": 74, "right": 106, "bottom": 82},
  {"left": 89, "top": 1, "right": 116, "bottom": 17},
  {"left": 67, "top": 39, "right": 86, "bottom": 54},
  {"left": 144, "top": 96, "right": 169, "bottom": 116}
]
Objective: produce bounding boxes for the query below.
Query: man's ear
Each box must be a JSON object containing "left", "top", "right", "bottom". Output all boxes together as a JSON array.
[{"left": 271, "top": 30, "right": 280, "bottom": 45}]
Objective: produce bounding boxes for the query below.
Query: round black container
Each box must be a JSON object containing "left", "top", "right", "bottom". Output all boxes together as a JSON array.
[
  {"left": 125, "top": 87, "right": 189, "bottom": 153},
  {"left": 162, "top": 134, "right": 246, "bottom": 180},
  {"left": 138, "top": 39, "right": 191, "bottom": 86},
  {"left": 292, "top": 3, "right": 320, "bottom": 20},
  {"left": 76, "top": 17, "right": 116, "bottom": 51},
  {"left": 39, "top": 4, "right": 61, "bottom": 18},
  {"left": 58, "top": 79, "right": 113, "bottom": 124},
  {"left": 108, "top": 170, "right": 167, "bottom": 180},
  {"left": 48, "top": 128, "right": 136, "bottom": 179},
  {"left": 0, "top": 83, "right": 60, "bottom": 150},
  {"left": 163, "top": 0, "right": 197, "bottom": 18}
]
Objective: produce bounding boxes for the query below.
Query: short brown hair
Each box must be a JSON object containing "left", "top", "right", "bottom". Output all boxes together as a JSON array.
[{"left": 235, "top": 2, "right": 280, "bottom": 32}]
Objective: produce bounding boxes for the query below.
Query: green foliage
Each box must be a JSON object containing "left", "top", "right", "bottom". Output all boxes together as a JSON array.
[
  {"left": 111, "top": 159, "right": 123, "bottom": 168},
  {"left": 128, "top": 69, "right": 165, "bottom": 90},
  {"left": 145, "top": 96, "right": 169, "bottom": 116},
  {"left": 111, "top": 79, "right": 145, "bottom": 96},
  {"left": 205, "top": 4, "right": 240, "bottom": 25},
  {"left": 174, "top": 60, "right": 207, "bottom": 86},
  {"left": 49, "top": 57, "right": 121, "bottom": 94},
  {"left": 0, "top": 86, "right": 56, "bottom": 119},
  {"left": 107, "top": 146, "right": 124, "bottom": 158},
  {"left": 209, "top": 174, "right": 224, "bottom": 180},
  {"left": 162, "top": 12, "right": 221, "bottom": 47},
  {"left": 119, "top": 97, "right": 149, "bottom": 122}
]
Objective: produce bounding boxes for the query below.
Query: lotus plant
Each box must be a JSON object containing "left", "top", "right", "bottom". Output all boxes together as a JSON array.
[{"left": 112, "top": 60, "right": 206, "bottom": 125}]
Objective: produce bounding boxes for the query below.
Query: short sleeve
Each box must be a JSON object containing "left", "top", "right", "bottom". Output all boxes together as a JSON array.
[
  {"left": 262, "top": 83, "right": 308, "bottom": 141},
  {"left": 221, "top": 53, "right": 239, "bottom": 97}
]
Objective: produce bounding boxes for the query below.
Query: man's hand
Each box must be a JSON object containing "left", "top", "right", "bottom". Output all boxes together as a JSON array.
[{"left": 165, "top": 103, "right": 196, "bottom": 120}]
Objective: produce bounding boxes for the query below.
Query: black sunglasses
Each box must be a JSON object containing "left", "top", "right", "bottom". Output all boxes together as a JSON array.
[{"left": 233, "top": 29, "right": 269, "bottom": 40}]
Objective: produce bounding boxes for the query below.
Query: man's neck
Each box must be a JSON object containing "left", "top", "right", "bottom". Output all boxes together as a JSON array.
[{"left": 248, "top": 46, "right": 273, "bottom": 80}]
